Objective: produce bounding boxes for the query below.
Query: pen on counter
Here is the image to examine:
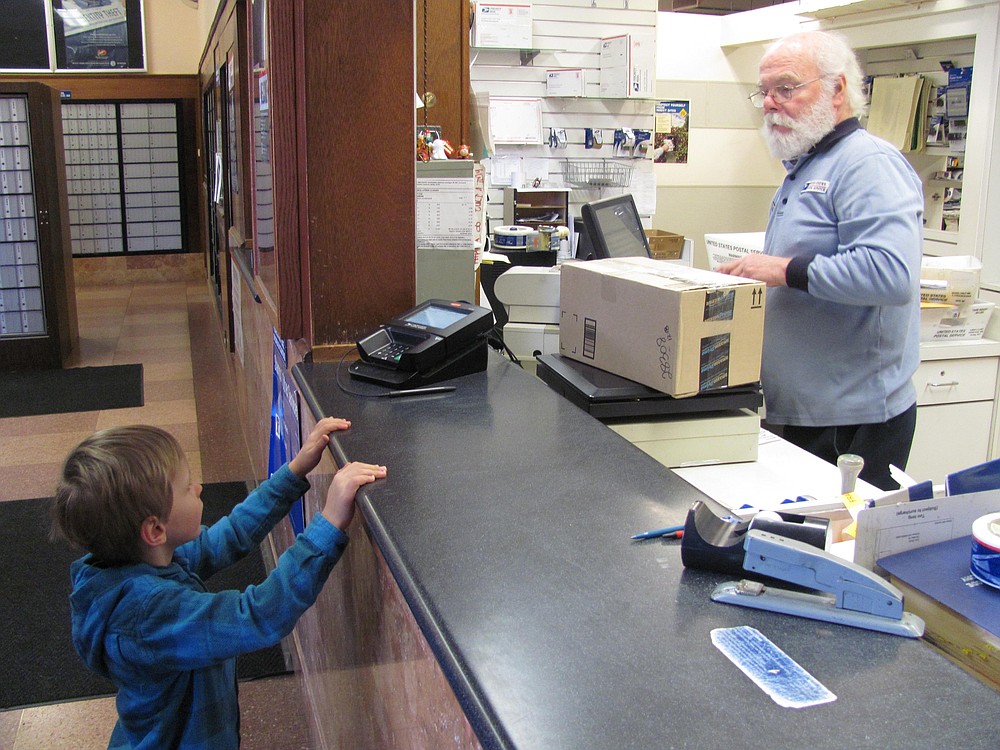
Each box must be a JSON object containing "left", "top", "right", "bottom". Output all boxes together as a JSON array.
[
  {"left": 630, "top": 524, "right": 685, "bottom": 541},
  {"left": 384, "top": 385, "right": 457, "bottom": 398}
]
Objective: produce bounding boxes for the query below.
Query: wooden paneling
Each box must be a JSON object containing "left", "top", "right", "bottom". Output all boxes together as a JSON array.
[
  {"left": 258, "top": 0, "right": 304, "bottom": 339},
  {"left": 417, "top": 0, "right": 471, "bottom": 147},
  {"left": 282, "top": 407, "right": 482, "bottom": 750},
  {"left": 299, "top": 1, "right": 415, "bottom": 347}
]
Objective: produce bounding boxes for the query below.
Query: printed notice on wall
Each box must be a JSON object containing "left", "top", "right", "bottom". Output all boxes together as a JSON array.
[
  {"left": 416, "top": 177, "right": 476, "bottom": 250},
  {"left": 654, "top": 100, "right": 689, "bottom": 164}
]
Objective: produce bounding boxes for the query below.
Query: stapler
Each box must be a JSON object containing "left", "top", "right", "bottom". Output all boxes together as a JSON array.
[{"left": 711, "top": 529, "right": 926, "bottom": 638}]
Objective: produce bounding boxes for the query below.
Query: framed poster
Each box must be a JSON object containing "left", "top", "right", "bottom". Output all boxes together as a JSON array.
[
  {"left": 51, "top": 0, "right": 145, "bottom": 71},
  {"left": 0, "top": 0, "right": 50, "bottom": 70}
]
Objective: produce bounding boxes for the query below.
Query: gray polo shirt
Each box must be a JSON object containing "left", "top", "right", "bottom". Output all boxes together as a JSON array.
[{"left": 762, "top": 118, "right": 923, "bottom": 427}]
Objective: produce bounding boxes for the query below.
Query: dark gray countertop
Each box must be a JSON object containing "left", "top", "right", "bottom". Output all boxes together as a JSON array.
[{"left": 294, "top": 352, "right": 1000, "bottom": 750}]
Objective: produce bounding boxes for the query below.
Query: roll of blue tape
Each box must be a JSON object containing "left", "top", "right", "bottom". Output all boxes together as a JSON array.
[
  {"left": 970, "top": 512, "right": 1000, "bottom": 589},
  {"left": 493, "top": 225, "right": 533, "bottom": 248}
]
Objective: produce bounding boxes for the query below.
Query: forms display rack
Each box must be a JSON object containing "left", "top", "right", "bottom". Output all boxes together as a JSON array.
[{"left": 0, "top": 82, "right": 77, "bottom": 370}]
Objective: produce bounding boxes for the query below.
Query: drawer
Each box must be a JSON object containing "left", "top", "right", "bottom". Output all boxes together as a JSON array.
[{"left": 913, "top": 357, "right": 998, "bottom": 406}]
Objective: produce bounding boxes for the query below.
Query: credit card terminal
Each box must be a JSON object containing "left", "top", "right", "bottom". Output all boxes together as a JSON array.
[{"left": 355, "top": 299, "right": 494, "bottom": 374}]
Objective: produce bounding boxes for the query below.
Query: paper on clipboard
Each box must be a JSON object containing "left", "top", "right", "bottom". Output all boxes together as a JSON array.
[{"left": 854, "top": 489, "right": 1000, "bottom": 571}]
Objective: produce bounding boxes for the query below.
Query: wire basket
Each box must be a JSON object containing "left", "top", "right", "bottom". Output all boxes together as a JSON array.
[{"left": 564, "top": 159, "right": 635, "bottom": 188}]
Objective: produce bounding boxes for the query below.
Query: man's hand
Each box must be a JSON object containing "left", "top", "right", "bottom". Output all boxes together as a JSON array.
[{"left": 717, "top": 254, "right": 791, "bottom": 287}]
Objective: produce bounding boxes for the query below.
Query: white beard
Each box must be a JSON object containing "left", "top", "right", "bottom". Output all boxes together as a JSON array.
[{"left": 761, "top": 90, "right": 838, "bottom": 161}]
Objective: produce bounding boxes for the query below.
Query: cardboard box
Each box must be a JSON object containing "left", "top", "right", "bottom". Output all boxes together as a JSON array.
[
  {"left": 921, "top": 300, "right": 995, "bottom": 342},
  {"left": 645, "top": 229, "right": 684, "bottom": 260},
  {"left": 704, "top": 232, "right": 765, "bottom": 271},
  {"left": 473, "top": 2, "right": 532, "bottom": 49},
  {"left": 599, "top": 34, "right": 655, "bottom": 99},
  {"left": 558, "top": 257, "right": 766, "bottom": 397},
  {"left": 920, "top": 255, "right": 981, "bottom": 307}
]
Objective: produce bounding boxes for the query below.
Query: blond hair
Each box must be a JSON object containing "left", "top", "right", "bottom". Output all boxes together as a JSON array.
[{"left": 52, "top": 426, "right": 185, "bottom": 565}]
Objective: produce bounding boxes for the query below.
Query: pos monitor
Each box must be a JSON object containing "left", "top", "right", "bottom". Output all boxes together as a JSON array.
[{"left": 579, "top": 193, "right": 652, "bottom": 260}]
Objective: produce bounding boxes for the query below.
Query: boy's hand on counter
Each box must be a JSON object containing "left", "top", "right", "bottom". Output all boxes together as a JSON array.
[
  {"left": 322, "top": 462, "right": 387, "bottom": 531},
  {"left": 289, "top": 417, "right": 352, "bottom": 478}
]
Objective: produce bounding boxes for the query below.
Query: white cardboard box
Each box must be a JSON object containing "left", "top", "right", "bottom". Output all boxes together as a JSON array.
[
  {"left": 546, "top": 68, "right": 586, "bottom": 98},
  {"left": 599, "top": 34, "right": 655, "bottom": 99},
  {"left": 920, "top": 299, "right": 995, "bottom": 341},
  {"left": 558, "top": 257, "right": 765, "bottom": 398},
  {"left": 704, "top": 232, "right": 766, "bottom": 271},
  {"left": 920, "top": 255, "right": 982, "bottom": 307},
  {"left": 473, "top": 2, "right": 532, "bottom": 49}
]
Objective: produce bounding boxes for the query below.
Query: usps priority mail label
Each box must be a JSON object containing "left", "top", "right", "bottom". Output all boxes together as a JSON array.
[{"left": 711, "top": 626, "right": 837, "bottom": 708}]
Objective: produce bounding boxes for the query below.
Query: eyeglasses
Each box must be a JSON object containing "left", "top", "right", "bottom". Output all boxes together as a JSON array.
[{"left": 748, "top": 77, "right": 825, "bottom": 108}]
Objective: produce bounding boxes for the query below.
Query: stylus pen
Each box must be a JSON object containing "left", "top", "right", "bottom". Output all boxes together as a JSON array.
[
  {"left": 630, "top": 524, "right": 685, "bottom": 541},
  {"left": 384, "top": 385, "right": 457, "bottom": 398}
]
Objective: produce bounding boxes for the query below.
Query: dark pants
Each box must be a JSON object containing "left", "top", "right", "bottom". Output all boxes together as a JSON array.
[{"left": 773, "top": 403, "right": 918, "bottom": 491}]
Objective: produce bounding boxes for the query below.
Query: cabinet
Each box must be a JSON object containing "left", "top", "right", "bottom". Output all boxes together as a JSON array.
[
  {"left": 861, "top": 42, "right": 974, "bottom": 257},
  {"left": 502, "top": 187, "right": 569, "bottom": 228},
  {"left": 906, "top": 339, "right": 1000, "bottom": 484},
  {"left": 0, "top": 82, "right": 77, "bottom": 370},
  {"left": 62, "top": 101, "right": 185, "bottom": 256}
]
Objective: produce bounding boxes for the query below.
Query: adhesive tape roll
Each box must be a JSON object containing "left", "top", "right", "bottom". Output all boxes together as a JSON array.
[
  {"left": 493, "top": 225, "right": 533, "bottom": 248},
  {"left": 970, "top": 512, "right": 1000, "bottom": 589}
]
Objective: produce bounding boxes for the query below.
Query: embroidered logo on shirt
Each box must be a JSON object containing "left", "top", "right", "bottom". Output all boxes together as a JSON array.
[{"left": 802, "top": 180, "right": 830, "bottom": 193}]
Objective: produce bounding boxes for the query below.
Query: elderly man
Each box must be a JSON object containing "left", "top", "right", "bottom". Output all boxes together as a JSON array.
[{"left": 718, "top": 30, "right": 924, "bottom": 490}]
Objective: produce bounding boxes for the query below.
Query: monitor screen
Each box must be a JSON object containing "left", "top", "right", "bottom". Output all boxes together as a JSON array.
[
  {"left": 403, "top": 303, "right": 469, "bottom": 330},
  {"left": 580, "top": 194, "right": 651, "bottom": 260}
]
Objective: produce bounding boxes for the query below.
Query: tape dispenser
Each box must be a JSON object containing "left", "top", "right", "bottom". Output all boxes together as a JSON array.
[{"left": 680, "top": 497, "right": 830, "bottom": 576}]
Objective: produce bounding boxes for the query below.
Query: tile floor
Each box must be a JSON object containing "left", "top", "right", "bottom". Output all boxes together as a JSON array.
[{"left": 0, "top": 280, "right": 313, "bottom": 749}]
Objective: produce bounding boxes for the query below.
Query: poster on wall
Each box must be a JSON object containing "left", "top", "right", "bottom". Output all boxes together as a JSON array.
[
  {"left": 0, "top": 0, "right": 50, "bottom": 70},
  {"left": 51, "top": 0, "right": 145, "bottom": 70},
  {"left": 654, "top": 100, "right": 689, "bottom": 164}
]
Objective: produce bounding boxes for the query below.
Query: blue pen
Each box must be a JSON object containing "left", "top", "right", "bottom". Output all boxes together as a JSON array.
[{"left": 630, "top": 524, "right": 685, "bottom": 541}]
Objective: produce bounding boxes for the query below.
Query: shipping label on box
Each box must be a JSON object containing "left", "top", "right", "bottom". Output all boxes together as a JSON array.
[
  {"left": 705, "top": 232, "right": 765, "bottom": 270},
  {"left": 473, "top": 3, "right": 533, "bottom": 49},
  {"left": 558, "top": 257, "right": 765, "bottom": 397}
]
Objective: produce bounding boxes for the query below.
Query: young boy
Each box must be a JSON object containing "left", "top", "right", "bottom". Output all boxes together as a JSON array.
[{"left": 51, "top": 417, "right": 386, "bottom": 750}]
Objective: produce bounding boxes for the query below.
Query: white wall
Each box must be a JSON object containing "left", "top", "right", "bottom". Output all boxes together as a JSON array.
[
  {"left": 653, "top": 0, "right": 1000, "bottom": 271},
  {"left": 141, "top": 0, "right": 214, "bottom": 74},
  {"left": 470, "top": 0, "right": 660, "bottom": 232},
  {"left": 653, "top": 12, "right": 778, "bottom": 267}
]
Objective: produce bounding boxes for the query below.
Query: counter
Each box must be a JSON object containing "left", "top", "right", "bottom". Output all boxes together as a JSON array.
[{"left": 292, "top": 351, "right": 999, "bottom": 750}]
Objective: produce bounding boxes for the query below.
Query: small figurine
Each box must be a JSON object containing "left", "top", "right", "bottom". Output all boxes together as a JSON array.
[
  {"left": 416, "top": 129, "right": 436, "bottom": 162},
  {"left": 451, "top": 144, "right": 473, "bottom": 160},
  {"left": 430, "top": 138, "right": 453, "bottom": 160}
]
